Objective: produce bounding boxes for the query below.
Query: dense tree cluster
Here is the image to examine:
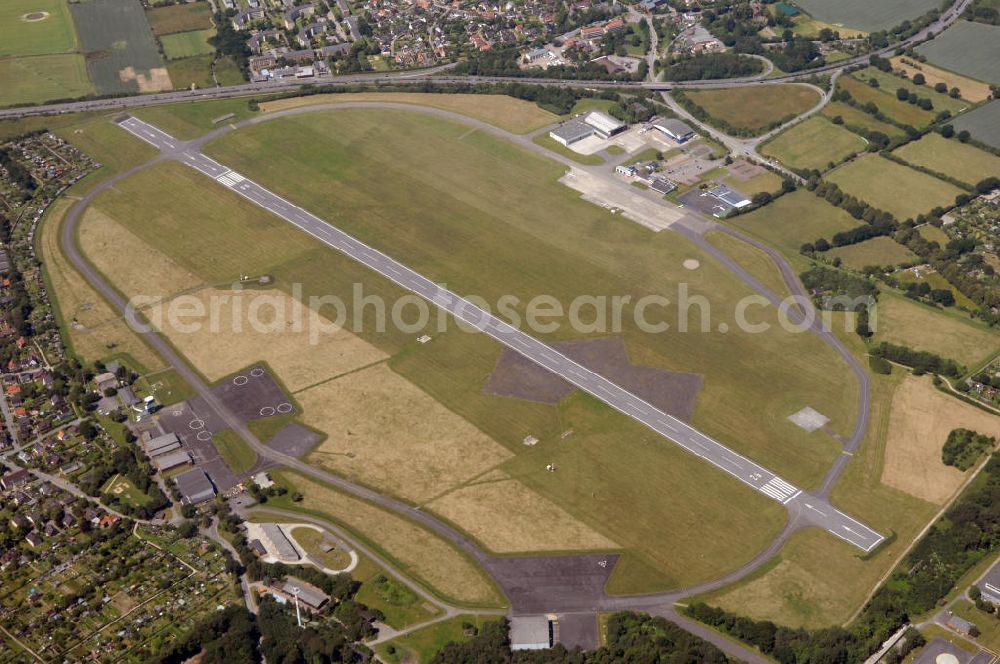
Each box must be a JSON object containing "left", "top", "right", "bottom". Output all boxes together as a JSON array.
[
  {"left": 660, "top": 53, "right": 763, "bottom": 81},
  {"left": 799, "top": 266, "right": 878, "bottom": 306},
  {"left": 689, "top": 452, "right": 1000, "bottom": 663},
  {"left": 210, "top": 12, "right": 251, "bottom": 76},
  {"left": 455, "top": 48, "right": 647, "bottom": 83},
  {"left": 869, "top": 341, "right": 963, "bottom": 377},
  {"left": 154, "top": 606, "right": 260, "bottom": 664},
  {"left": 78, "top": 445, "right": 170, "bottom": 519},
  {"left": 942, "top": 428, "right": 995, "bottom": 470},
  {"left": 430, "top": 612, "right": 733, "bottom": 663},
  {"left": 0, "top": 148, "right": 37, "bottom": 197}
]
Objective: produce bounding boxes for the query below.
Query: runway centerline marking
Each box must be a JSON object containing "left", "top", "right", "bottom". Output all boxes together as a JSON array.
[{"left": 114, "top": 115, "right": 886, "bottom": 553}]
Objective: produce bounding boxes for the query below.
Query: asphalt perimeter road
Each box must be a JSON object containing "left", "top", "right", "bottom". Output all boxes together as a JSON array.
[{"left": 115, "top": 115, "right": 885, "bottom": 553}]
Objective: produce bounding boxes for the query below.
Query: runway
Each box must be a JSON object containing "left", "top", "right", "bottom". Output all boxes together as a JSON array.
[{"left": 115, "top": 114, "right": 885, "bottom": 553}]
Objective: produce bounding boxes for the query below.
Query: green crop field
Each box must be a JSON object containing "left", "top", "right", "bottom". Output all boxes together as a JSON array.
[
  {"left": 788, "top": 0, "right": 940, "bottom": 31},
  {"left": 76, "top": 103, "right": 876, "bottom": 592},
  {"left": 952, "top": 100, "right": 1000, "bottom": 149},
  {"left": 820, "top": 101, "right": 906, "bottom": 138},
  {"left": 827, "top": 236, "right": 919, "bottom": 269},
  {"left": 854, "top": 66, "right": 973, "bottom": 116},
  {"left": 0, "top": 0, "right": 78, "bottom": 57},
  {"left": 160, "top": 29, "right": 214, "bottom": 60},
  {"left": 729, "top": 191, "right": 867, "bottom": 256},
  {"left": 838, "top": 76, "right": 936, "bottom": 128},
  {"left": 916, "top": 20, "right": 1000, "bottom": 85},
  {"left": 0, "top": 54, "right": 93, "bottom": 106},
  {"left": 826, "top": 154, "right": 964, "bottom": 220},
  {"left": 893, "top": 132, "right": 1000, "bottom": 186},
  {"left": 165, "top": 54, "right": 214, "bottom": 89},
  {"left": 71, "top": 0, "right": 168, "bottom": 95},
  {"left": 683, "top": 85, "right": 821, "bottom": 134},
  {"left": 761, "top": 116, "right": 867, "bottom": 171},
  {"left": 146, "top": 1, "right": 213, "bottom": 35}
]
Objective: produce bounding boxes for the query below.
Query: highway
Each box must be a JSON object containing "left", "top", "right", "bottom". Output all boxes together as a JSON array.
[{"left": 117, "top": 114, "right": 885, "bottom": 553}]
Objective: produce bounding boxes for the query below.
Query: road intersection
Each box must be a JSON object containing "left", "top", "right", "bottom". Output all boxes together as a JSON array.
[{"left": 116, "top": 114, "right": 885, "bottom": 553}]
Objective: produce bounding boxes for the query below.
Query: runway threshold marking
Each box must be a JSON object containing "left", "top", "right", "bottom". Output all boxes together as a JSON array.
[{"left": 115, "top": 116, "right": 887, "bottom": 552}]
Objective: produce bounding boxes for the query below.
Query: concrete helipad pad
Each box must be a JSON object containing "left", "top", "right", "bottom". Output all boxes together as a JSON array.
[{"left": 788, "top": 406, "right": 830, "bottom": 432}]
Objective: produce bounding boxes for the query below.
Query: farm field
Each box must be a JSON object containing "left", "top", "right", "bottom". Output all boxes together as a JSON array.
[
  {"left": 0, "top": 54, "right": 93, "bottom": 106},
  {"left": 787, "top": 0, "right": 940, "bottom": 31},
  {"left": 82, "top": 108, "right": 830, "bottom": 592},
  {"left": 214, "top": 56, "right": 244, "bottom": 85},
  {"left": 760, "top": 116, "right": 866, "bottom": 171},
  {"left": 820, "top": 101, "right": 906, "bottom": 138},
  {"left": 165, "top": 54, "right": 215, "bottom": 89},
  {"left": 890, "top": 56, "right": 992, "bottom": 103},
  {"left": 952, "top": 100, "right": 1000, "bottom": 150},
  {"left": 854, "top": 66, "right": 972, "bottom": 116},
  {"left": 837, "top": 76, "right": 936, "bottom": 127},
  {"left": 0, "top": 0, "right": 78, "bottom": 57},
  {"left": 916, "top": 20, "right": 1000, "bottom": 85},
  {"left": 269, "top": 470, "right": 506, "bottom": 607},
  {"left": 826, "top": 154, "right": 963, "bottom": 220},
  {"left": 71, "top": 0, "right": 171, "bottom": 95},
  {"left": 874, "top": 292, "right": 1000, "bottom": 367},
  {"left": 880, "top": 375, "right": 1000, "bottom": 505},
  {"left": 729, "top": 190, "right": 870, "bottom": 255},
  {"left": 146, "top": 1, "right": 213, "bottom": 35},
  {"left": 827, "top": 236, "right": 919, "bottom": 269},
  {"left": 160, "top": 29, "right": 215, "bottom": 60},
  {"left": 682, "top": 85, "right": 821, "bottom": 134},
  {"left": 259, "top": 92, "right": 559, "bottom": 134},
  {"left": 723, "top": 168, "right": 782, "bottom": 196},
  {"left": 893, "top": 132, "right": 1000, "bottom": 186}
]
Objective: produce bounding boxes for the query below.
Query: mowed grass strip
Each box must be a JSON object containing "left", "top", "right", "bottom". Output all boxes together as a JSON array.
[
  {"left": 202, "top": 108, "right": 855, "bottom": 487},
  {"left": 0, "top": 54, "right": 93, "bottom": 107},
  {"left": 821, "top": 101, "right": 906, "bottom": 138},
  {"left": 260, "top": 92, "right": 559, "bottom": 135},
  {"left": 683, "top": 84, "right": 821, "bottom": 133},
  {"left": 0, "top": 0, "right": 77, "bottom": 56},
  {"left": 270, "top": 470, "right": 506, "bottom": 607},
  {"left": 160, "top": 29, "right": 215, "bottom": 60},
  {"left": 827, "top": 236, "right": 918, "bottom": 269},
  {"left": 874, "top": 292, "right": 1000, "bottom": 367},
  {"left": 826, "top": 153, "right": 963, "bottom": 220},
  {"left": 893, "top": 132, "right": 1000, "bottom": 186},
  {"left": 728, "top": 190, "right": 860, "bottom": 255},
  {"left": 135, "top": 97, "right": 259, "bottom": 139},
  {"left": 838, "top": 76, "right": 936, "bottom": 128},
  {"left": 211, "top": 430, "right": 256, "bottom": 474},
  {"left": 761, "top": 116, "right": 866, "bottom": 171},
  {"left": 146, "top": 1, "right": 213, "bottom": 35}
]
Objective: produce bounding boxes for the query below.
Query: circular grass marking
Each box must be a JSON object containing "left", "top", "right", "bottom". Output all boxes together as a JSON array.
[
  {"left": 189, "top": 418, "right": 205, "bottom": 430},
  {"left": 935, "top": 656, "right": 959, "bottom": 664},
  {"left": 21, "top": 11, "right": 50, "bottom": 22},
  {"left": 250, "top": 367, "right": 265, "bottom": 377},
  {"left": 259, "top": 406, "right": 276, "bottom": 417},
  {"left": 233, "top": 375, "right": 248, "bottom": 386},
  {"left": 276, "top": 403, "right": 293, "bottom": 414},
  {"left": 683, "top": 259, "right": 700, "bottom": 270},
  {"left": 196, "top": 431, "right": 212, "bottom": 442}
]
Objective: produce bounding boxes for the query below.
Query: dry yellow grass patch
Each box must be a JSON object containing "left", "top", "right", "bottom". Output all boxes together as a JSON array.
[
  {"left": 428, "top": 473, "right": 617, "bottom": 553},
  {"left": 299, "top": 363, "right": 511, "bottom": 503},
  {"left": 80, "top": 207, "right": 203, "bottom": 301},
  {"left": 39, "top": 199, "right": 165, "bottom": 370},
  {"left": 881, "top": 375, "right": 1000, "bottom": 504},
  {"left": 890, "top": 57, "right": 992, "bottom": 103},
  {"left": 277, "top": 470, "right": 504, "bottom": 607},
  {"left": 148, "top": 287, "right": 385, "bottom": 390},
  {"left": 259, "top": 93, "right": 558, "bottom": 134}
]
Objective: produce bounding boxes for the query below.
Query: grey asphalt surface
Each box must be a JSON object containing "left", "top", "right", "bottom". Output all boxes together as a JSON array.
[{"left": 116, "top": 113, "right": 884, "bottom": 553}]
